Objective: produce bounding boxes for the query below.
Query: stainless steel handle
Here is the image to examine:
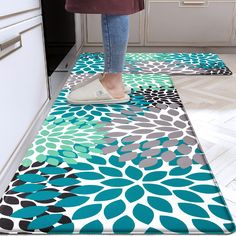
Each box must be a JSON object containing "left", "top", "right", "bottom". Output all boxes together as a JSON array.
[
  {"left": 182, "top": 1, "right": 205, "bottom": 4},
  {"left": 0, "top": 35, "right": 21, "bottom": 51}
]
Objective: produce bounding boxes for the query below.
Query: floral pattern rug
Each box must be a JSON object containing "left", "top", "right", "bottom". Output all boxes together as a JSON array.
[
  {"left": 0, "top": 58, "right": 235, "bottom": 234},
  {"left": 71, "top": 52, "right": 232, "bottom": 75}
]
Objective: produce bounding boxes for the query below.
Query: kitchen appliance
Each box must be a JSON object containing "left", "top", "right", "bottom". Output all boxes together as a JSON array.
[{"left": 41, "top": 0, "right": 76, "bottom": 76}]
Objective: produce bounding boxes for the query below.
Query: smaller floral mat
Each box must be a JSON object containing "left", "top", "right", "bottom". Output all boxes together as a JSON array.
[
  {"left": 71, "top": 52, "right": 232, "bottom": 75},
  {"left": 0, "top": 74, "right": 235, "bottom": 234}
]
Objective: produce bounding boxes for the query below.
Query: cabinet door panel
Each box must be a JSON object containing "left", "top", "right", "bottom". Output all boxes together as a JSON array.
[
  {"left": 145, "top": 0, "right": 236, "bottom": 46},
  {"left": 0, "top": 17, "right": 49, "bottom": 172},
  {"left": 84, "top": 12, "right": 144, "bottom": 46},
  {"left": 0, "top": 0, "right": 40, "bottom": 19}
]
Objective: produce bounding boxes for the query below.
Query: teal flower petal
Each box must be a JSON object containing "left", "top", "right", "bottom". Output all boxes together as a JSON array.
[
  {"left": 69, "top": 162, "right": 94, "bottom": 171},
  {"left": 49, "top": 178, "right": 80, "bottom": 187},
  {"left": 72, "top": 204, "right": 102, "bottom": 220},
  {"left": 160, "top": 216, "right": 189, "bottom": 233},
  {"left": 125, "top": 185, "right": 144, "bottom": 203},
  {"left": 101, "top": 178, "right": 133, "bottom": 187},
  {"left": 104, "top": 200, "right": 126, "bottom": 219},
  {"left": 223, "top": 223, "right": 236, "bottom": 233},
  {"left": 145, "top": 227, "right": 163, "bottom": 234},
  {"left": 109, "top": 155, "right": 125, "bottom": 168},
  {"left": 169, "top": 166, "right": 192, "bottom": 176},
  {"left": 125, "top": 166, "right": 143, "bottom": 180},
  {"left": 95, "top": 189, "right": 122, "bottom": 201},
  {"left": 186, "top": 173, "right": 213, "bottom": 181},
  {"left": 178, "top": 203, "right": 209, "bottom": 218},
  {"left": 56, "top": 196, "right": 89, "bottom": 207},
  {"left": 80, "top": 220, "right": 103, "bottom": 233},
  {"left": 161, "top": 179, "right": 193, "bottom": 187},
  {"left": 212, "top": 196, "right": 225, "bottom": 205},
  {"left": 12, "top": 184, "right": 45, "bottom": 193},
  {"left": 190, "top": 185, "right": 219, "bottom": 194},
  {"left": 208, "top": 205, "right": 231, "bottom": 220},
  {"left": 28, "top": 214, "right": 62, "bottom": 230},
  {"left": 99, "top": 167, "right": 122, "bottom": 177},
  {"left": 58, "top": 150, "right": 77, "bottom": 158},
  {"left": 11, "top": 206, "right": 48, "bottom": 218},
  {"left": 26, "top": 190, "right": 60, "bottom": 201},
  {"left": 148, "top": 196, "right": 173, "bottom": 213},
  {"left": 144, "top": 184, "right": 172, "bottom": 195},
  {"left": 40, "top": 167, "right": 67, "bottom": 174},
  {"left": 17, "top": 174, "right": 46, "bottom": 183},
  {"left": 88, "top": 155, "right": 106, "bottom": 165},
  {"left": 133, "top": 204, "right": 154, "bottom": 224},
  {"left": 76, "top": 172, "right": 105, "bottom": 180},
  {"left": 113, "top": 216, "right": 135, "bottom": 234},
  {"left": 173, "top": 190, "right": 204, "bottom": 203},
  {"left": 143, "top": 171, "right": 167, "bottom": 182},
  {"left": 192, "top": 219, "right": 224, "bottom": 233},
  {"left": 74, "top": 144, "right": 89, "bottom": 153}
]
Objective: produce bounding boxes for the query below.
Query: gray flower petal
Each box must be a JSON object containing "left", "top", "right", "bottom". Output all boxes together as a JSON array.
[
  {"left": 122, "top": 136, "right": 142, "bottom": 143},
  {"left": 132, "top": 129, "right": 153, "bottom": 134},
  {"left": 168, "top": 109, "right": 179, "bottom": 116},
  {"left": 147, "top": 132, "right": 165, "bottom": 139},
  {"left": 135, "top": 123, "right": 156, "bottom": 128},
  {"left": 174, "top": 121, "right": 187, "bottom": 129},
  {"left": 184, "top": 136, "right": 197, "bottom": 145},
  {"left": 113, "top": 119, "right": 130, "bottom": 124},
  {"left": 160, "top": 114, "right": 173, "bottom": 122},
  {"left": 168, "top": 131, "right": 183, "bottom": 139},
  {"left": 103, "top": 138, "right": 117, "bottom": 144},
  {"left": 143, "top": 140, "right": 160, "bottom": 149},
  {"left": 139, "top": 158, "right": 158, "bottom": 168},
  {"left": 119, "top": 152, "right": 138, "bottom": 162},
  {"left": 121, "top": 144, "right": 140, "bottom": 152},
  {"left": 144, "top": 112, "right": 158, "bottom": 119},
  {"left": 103, "top": 146, "right": 119, "bottom": 154},
  {"left": 155, "top": 120, "right": 172, "bottom": 126},
  {"left": 157, "top": 127, "right": 178, "bottom": 132},
  {"left": 117, "top": 125, "right": 137, "bottom": 130},
  {"left": 155, "top": 103, "right": 168, "bottom": 110},
  {"left": 193, "top": 154, "right": 207, "bottom": 165},
  {"left": 141, "top": 149, "right": 160, "bottom": 157},
  {"left": 177, "top": 144, "right": 192, "bottom": 155},
  {"left": 161, "top": 151, "right": 176, "bottom": 162},
  {"left": 177, "top": 157, "right": 192, "bottom": 169},
  {"left": 163, "top": 139, "right": 178, "bottom": 148}
]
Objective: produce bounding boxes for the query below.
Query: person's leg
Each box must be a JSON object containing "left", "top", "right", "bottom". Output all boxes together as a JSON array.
[{"left": 101, "top": 14, "right": 130, "bottom": 99}]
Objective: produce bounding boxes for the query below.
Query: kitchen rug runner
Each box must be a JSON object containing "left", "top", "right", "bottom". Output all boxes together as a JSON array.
[
  {"left": 0, "top": 73, "right": 235, "bottom": 234},
  {"left": 72, "top": 52, "right": 232, "bottom": 75}
]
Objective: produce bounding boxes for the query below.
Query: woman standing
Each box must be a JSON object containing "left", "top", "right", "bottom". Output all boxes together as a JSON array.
[{"left": 65, "top": 0, "right": 145, "bottom": 104}]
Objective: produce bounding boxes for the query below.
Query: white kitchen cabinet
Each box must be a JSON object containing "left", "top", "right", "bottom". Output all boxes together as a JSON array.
[
  {"left": 0, "top": 0, "right": 41, "bottom": 29},
  {"left": 0, "top": 16, "right": 49, "bottom": 173},
  {"left": 83, "top": 11, "right": 145, "bottom": 46},
  {"left": 81, "top": 0, "right": 236, "bottom": 46},
  {"left": 0, "top": 0, "right": 40, "bottom": 18},
  {"left": 145, "top": 0, "right": 236, "bottom": 46}
]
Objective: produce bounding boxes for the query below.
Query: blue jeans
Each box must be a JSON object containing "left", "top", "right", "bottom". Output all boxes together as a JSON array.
[{"left": 101, "top": 14, "right": 130, "bottom": 73}]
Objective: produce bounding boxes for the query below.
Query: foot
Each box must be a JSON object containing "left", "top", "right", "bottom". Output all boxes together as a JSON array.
[
  {"left": 67, "top": 74, "right": 130, "bottom": 105},
  {"left": 100, "top": 72, "right": 126, "bottom": 99}
]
